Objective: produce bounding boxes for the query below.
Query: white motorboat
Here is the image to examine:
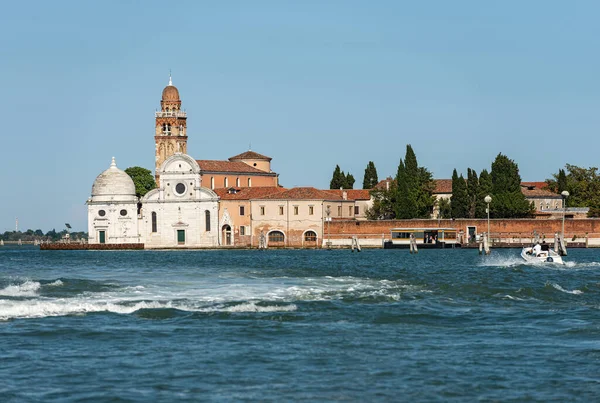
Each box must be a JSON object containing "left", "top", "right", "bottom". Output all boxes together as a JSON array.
[{"left": 521, "top": 246, "right": 564, "bottom": 264}]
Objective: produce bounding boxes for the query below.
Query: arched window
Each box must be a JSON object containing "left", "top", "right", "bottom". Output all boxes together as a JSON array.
[
  {"left": 248, "top": 178, "right": 252, "bottom": 187},
  {"left": 304, "top": 231, "right": 317, "bottom": 242},
  {"left": 224, "top": 177, "right": 228, "bottom": 187},
  {"left": 210, "top": 177, "right": 214, "bottom": 189},
  {"left": 236, "top": 177, "right": 240, "bottom": 187},
  {"left": 179, "top": 124, "right": 184, "bottom": 136},
  {"left": 205, "top": 210, "right": 211, "bottom": 232},
  {"left": 268, "top": 231, "right": 284, "bottom": 243},
  {"left": 162, "top": 123, "right": 171, "bottom": 135},
  {"left": 151, "top": 212, "right": 157, "bottom": 233}
]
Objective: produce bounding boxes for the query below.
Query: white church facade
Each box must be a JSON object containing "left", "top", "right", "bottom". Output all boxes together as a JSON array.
[{"left": 87, "top": 153, "right": 220, "bottom": 248}]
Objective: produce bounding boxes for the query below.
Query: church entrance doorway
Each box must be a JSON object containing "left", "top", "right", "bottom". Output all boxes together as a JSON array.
[
  {"left": 222, "top": 225, "right": 232, "bottom": 246},
  {"left": 99, "top": 231, "right": 106, "bottom": 244},
  {"left": 177, "top": 230, "right": 185, "bottom": 245}
]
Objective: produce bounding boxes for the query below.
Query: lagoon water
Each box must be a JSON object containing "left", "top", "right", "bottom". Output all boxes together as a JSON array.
[{"left": 1, "top": 246, "right": 600, "bottom": 402}]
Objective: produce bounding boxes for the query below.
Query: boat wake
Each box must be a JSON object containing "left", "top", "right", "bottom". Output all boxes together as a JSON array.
[
  {"left": 549, "top": 282, "right": 583, "bottom": 295},
  {"left": 0, "top": 275, "right": 427, "bottom": 321}
]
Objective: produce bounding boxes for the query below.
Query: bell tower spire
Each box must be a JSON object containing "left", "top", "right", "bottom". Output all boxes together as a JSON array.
[{"left": 154, "top": 74, "right": 187, "bottom": 186}]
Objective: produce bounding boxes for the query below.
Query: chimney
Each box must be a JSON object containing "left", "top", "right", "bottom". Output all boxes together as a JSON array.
[{"left": 343, "top": 191, "right": 347, "bottom": 200}]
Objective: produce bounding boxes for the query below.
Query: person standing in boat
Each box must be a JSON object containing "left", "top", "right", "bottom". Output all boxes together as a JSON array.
[{"left": 532, "top": 242, "right": 542, "bottom": 256}]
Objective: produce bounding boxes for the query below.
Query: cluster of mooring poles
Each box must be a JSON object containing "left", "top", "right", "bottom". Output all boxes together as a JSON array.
[{"left": 409, "top": 233, "right": 418, "bottom": 254}]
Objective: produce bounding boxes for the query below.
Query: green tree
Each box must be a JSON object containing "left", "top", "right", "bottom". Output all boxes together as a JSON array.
[
  {"left": 557, "top": 169, "right": 567, "bottom": 193},
  {"left": 490, "top": 153, "right": 533, "bottom": 218},
  {"left": 344, "top": 173, "right": 355, "bottom": 189},
  {"left": 475, "top": 169, "right": 492, "bottom": 218},
  {"left": 395, "top": 159, "right": 410, "bottom": 218},
  {"left": 366, "top": 182, "right": 397, "bottom": 220},
  {"left": 466, "top": 168, "right": 479, "bottom": 218},
  {"left": 330, "top": 165, "right": 343, "bottom": 189},
  {"left": 395, "top": 145, "right": 435, "bottom": 218},
  {"left": 547, "top": 164, "right": 600, "bottom": 217},
  {"left": 330, "top": 165, "right": 354, "bottom": 189},
  {"left": 125, "top": 166, "right": 156, "bottom": 197},
  {"left": 451, "top": 169, "right": 469, "bottom": 218},
  {"left": 362, "top": 161, "right": 379, "bottom": 189},
  {"left": 437, "top": 197, "right": 452, "bottom": 219}
]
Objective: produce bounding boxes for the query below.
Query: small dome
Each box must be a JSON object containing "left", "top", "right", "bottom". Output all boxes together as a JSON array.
[
  {"left": 162, "top": 85, "right": 180, "bottom": 101},
  {"left": 91, "top": 157, "right": 137, "bottom": 202}
]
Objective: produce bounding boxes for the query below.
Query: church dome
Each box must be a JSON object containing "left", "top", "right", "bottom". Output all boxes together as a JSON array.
[
  {"left": 162, "top": 85, "right": 180, "bottom": 101},
  {"left": 91, "top": 157, "right": 137, "bottom": 202}
]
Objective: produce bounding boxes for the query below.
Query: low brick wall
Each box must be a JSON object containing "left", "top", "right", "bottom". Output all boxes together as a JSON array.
[
  {"left": 329, "top": 218, "right": 600, "bottom": 244},
  {"left": 40, "top": 243, "right": 145, "bottom": 250}
]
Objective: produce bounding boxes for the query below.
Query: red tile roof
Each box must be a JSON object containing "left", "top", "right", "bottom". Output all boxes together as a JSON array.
[
  {"left": 521, "top": 181, "right": 549, "bottom": 190},
  {"left": 229, "top": 150, "right": 272, "bottom": 161},
  {"left": 520, "top": 184, "right": 560, "bottom": 198},
  {"left": 434, "top": 179, "right": 452, "bottom": 194},
  {"left": 197, "top": 160, "right": 276, "bottom": 175},
  {"left": 256, "top": 187, "right": 345, "bottom": 201},
  {"left": 374, "top": 177, "right": 395, "bottom": 190},
  {"left": 325, "top": 189, "right": 371, "bottom": 200},
  {"left": 214, "top": 187, "right": 286, "bottom": 200}
]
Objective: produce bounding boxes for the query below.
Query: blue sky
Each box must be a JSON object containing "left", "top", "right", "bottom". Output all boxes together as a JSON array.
[{"left": 1, "top": 0, "right": 599, "bottom": 232}]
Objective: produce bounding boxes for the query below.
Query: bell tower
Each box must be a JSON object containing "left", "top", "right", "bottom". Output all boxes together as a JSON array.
[{"left": 155, "top": 75, "right": 188, "bottom": 186}]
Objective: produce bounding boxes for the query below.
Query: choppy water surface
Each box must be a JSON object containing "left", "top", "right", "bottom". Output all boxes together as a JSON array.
[{"left": 1, "top": 246, "right": 600, "bottom": 401}]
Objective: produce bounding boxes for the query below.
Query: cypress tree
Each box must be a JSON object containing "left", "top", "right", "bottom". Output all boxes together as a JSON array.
[
  {"left": 490, "top": 153, "right": 533, "bottom": 218},
  {"left": 557, "top": 169, "right": 567, "bottom": 193},
  {"left": 395, "top": 159, "right": 410, "bottom": 218},
  {"left": 416, "top": 166, "right": 436, "bottom": 217},
  {"left": 466, "top": 168, "right": 479, "bottom": 218},
  {"left": 330, "top": 165, "right": 343, "bottom": 189},
  {"left": 476, "top": 169, "right": 492, "bottom": 218},
  {"left": 362, "top": 161, "right": 379, "bottom": 189},
  {"left": 451, "top": 169, "right": 469, "bottom": 218},
  {"left": 394, "top": 145, "right": 435, "bottom": 218},
  {"left": 344, "top": 173, "right": 355, "bottom": 189}
]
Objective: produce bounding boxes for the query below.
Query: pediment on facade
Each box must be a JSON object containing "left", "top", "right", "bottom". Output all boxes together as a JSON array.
[
  {"left": 220, "top": 208, "right": 232, "bottom": 227},
  {"left": 160, "top": 153, "right": 200, "bottom": 174}
]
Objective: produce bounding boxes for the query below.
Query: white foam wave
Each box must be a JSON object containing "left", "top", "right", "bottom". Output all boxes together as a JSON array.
[
  {"left": 500, "top": 294, "right": 525, "bottom": 301},
  {"left": 0, "top": 298, "right": 297, "bottom": 320},
  {"left": 0, "top": 275, "right": 420, "bottom": 320},
  {"left": 551, "top": 283, "right": 583, "bottom": 295},
  {"left": 0, "top": 280, "right": 41, "bottom": 297},
  {"left": 478, "top": 256, "right": 526, "bottom": 268},
  {"left": 208, "top": 302, "right": 297, "bottom": 313},
  {"left": 46, "top": 280, "right": 63, "bottom": 287}
]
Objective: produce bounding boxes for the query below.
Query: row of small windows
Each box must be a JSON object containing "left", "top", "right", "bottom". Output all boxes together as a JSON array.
[
  {"left": 211, "top": 177, "right": 251, "bottom": 189},
  {"left": 539, "top": 202, "right": 562, "bottom": 210},
  {"left": 98, "top": 209, "right": 128, "bottom": 217},
  {"left": 151, "top": 210, "right": 212, "bottom": 233},
  {"left": 266, "top": 231, "right": 317, "bottom": 242},
  {"left": 161, "top": 124, "right": 184, "bottom": 136}
]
